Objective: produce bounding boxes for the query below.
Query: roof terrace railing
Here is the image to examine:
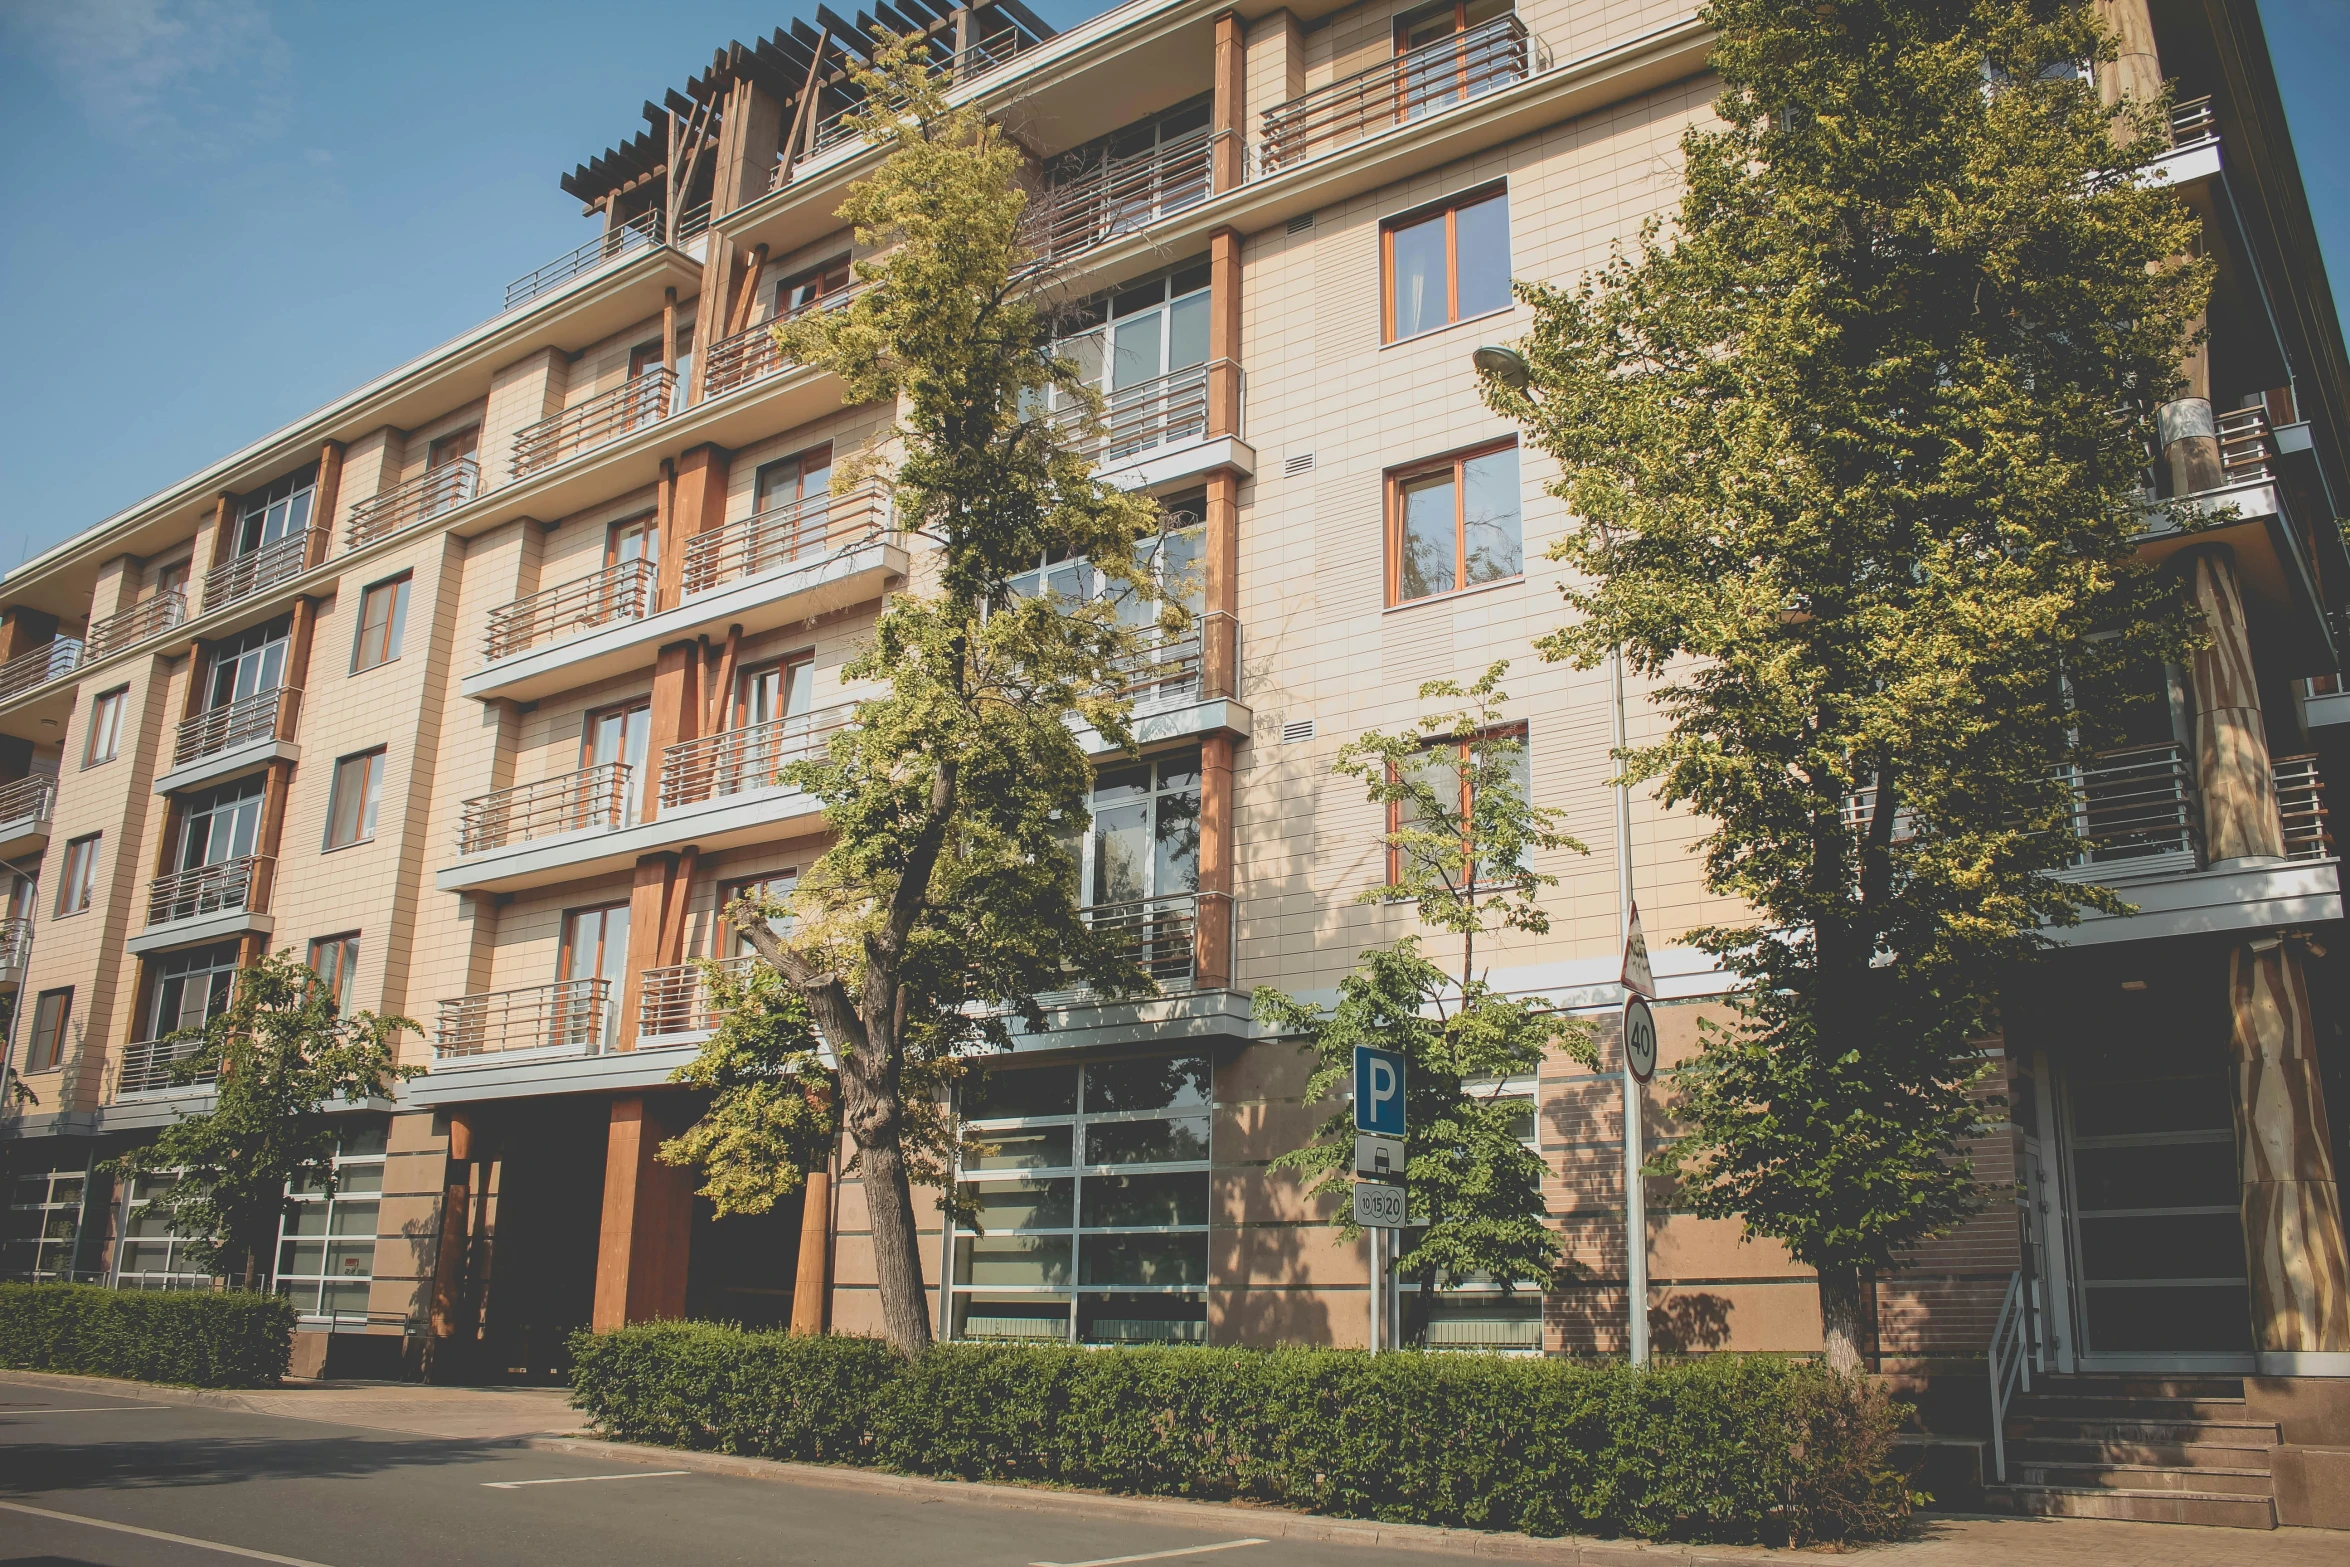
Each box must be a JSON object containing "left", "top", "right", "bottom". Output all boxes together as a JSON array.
[
  {"left": 681, "top": 481, "right": 892, "bottom": 597},
  {"left": 87, "top": 591, "right": 187, "bottom": 660},
  {"left": 482, "top": 558, "right": 656, "bottom": 663},
  {"left": 1022, "top": 125, "right": 1212, "bottom": 264},
  {"left": 344, "top": 459, "right": 479, "bottom": 548},
  {"left": 0, "top": 640, "right": 81, "bottom": 703},
  {"left": 510, "top": 368, "right": 675, "bottom": 478},
  {"left": 1259, "top": 14, "right": 1533, "bottom": 173},
  {"left": 202, "top": 530, "right": 322, "bottom": 615},
  {"left": 504, "top": 211, "right": 659, "bottom": 312}
]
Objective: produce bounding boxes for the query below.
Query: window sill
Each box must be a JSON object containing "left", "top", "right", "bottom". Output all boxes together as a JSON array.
[
  {"left": 1382, "top": 304, "right": 1519, "bottom": 351},
  {"left": 1384, "top": 574, "right": 1526, "bottom": 614},
  {"left": 321, "top": 836, "right": 378, "bottom": 855},
  {"left": 350, "top": 657, "right": 403, "bottom": 677}
]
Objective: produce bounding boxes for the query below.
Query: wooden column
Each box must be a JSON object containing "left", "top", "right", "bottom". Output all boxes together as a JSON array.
[
  {"left": 204, "top": 493, "right": 241, "bottom": 580},
  {"left": 283, "top": 596, "right": 320, "bottom": 711},
  {"left": 0, "top": 607, "right": 58, "bottom": 664},
  {"left": 1202, "top": 225, "right": 1243, "bottom": 702},
  {"left": 2184, "top": 547, "right": 2284, "bottom": 864},
  {"left": 1195, "top": 734, "right": 1234, "bottom": 990},
  {"left": 1211, "top": 11, "right": 1245, "bottom": 193},
  {"left": 429, "top": 1111, "right": 478, "bottom": 1352},
  {"left": 310, "top": 441, "right": 345, "bottom": 567},
  {"left": 1207, "top": 229, "right": 1241, "bottom": 439},
  {"left": 792, "top": 1154, "right": 832, "bottom": 1334},
  {"left": 712, "top": 78, "right": 785, "bottom": 217},
  {"left": 2227, "top": 938, "right": 2350, "bottom": 1363},
  {"left": 2095, "top": 0, "right": 2163, "bottom": 111},
  {"left": 669, "top": 445, "right": 732, "bottom": 604},
  {"left": 689, "top": 248, "right": 744, "bottom": 405},
  {"left": 644, "top": 640, "right": 701, "bottom": 822},
  {"left": 590, "top": 1094, "right": 695, "bottom": 1330}
]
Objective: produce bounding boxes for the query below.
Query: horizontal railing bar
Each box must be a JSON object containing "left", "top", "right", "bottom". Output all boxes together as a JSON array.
[
  {"left": 0, "top": 639, "right": 82, "bottom": 701},
  {"left": 345, "top": 458, "right": 479, "bottom": 548},
  {"left": 87, "top": 592, "right": 187, "bottom": 660},
  {"left": 0, "top": 773, "right": 54, "bottom": 823},
  {"left": 482, "top": 557, "right": 656, "bottom": 663},
  {"left": 458, "top": 762, "right": 633, "bottom": 854},
  {"left": 511, "top": 367, "right": 675, "bottom": 478},
  {"left": 173, "top": 687, "right": 299, "bottom": 766}
]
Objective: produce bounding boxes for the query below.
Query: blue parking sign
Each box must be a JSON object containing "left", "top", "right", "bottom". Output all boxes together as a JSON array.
[{"left": 1354, "top": 1045, "right": 1406, "bottom": 1136}]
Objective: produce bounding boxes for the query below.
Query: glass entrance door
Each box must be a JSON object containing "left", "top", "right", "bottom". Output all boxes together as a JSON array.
[{"left": 558, "top": 903, "right": 630, "bottom": 1053}]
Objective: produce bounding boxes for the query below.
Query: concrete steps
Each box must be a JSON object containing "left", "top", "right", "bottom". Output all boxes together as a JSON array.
[{"left": 1986, "top": 1374, "right": 2279, "bottom": 1529}]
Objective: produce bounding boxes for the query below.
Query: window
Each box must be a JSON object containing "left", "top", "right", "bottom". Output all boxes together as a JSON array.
[
  {"left": 325, "top": 749, "right": 385, "bottom": 849},
  {"left": 582, "top": 699, "right": 651, "bottom": 826},
  {"left": 1388, "top": 441, "right": 1521, "bottom": 604},
  {"left": 177, "top": 778, "right": 263, "bottom": 870},
  {"left": 1008, "top": 496, "right": 1206, "bottom": 710},
  {"left": 55, "top": 834, "right": 99, "bottom": 916},
  {"left": 952, "top": 1054, "right": 1212, "bottom": 1345},
  {"left": 425, "top": 425, "right": 479, "bottom": 470},
  {"left": 774, "top": 255, "right": 852, "bottom": 320},
  {"left": 115, "top": 1174, "right": 217, "bottom": 1292},
  {"left": 309, "top": 934, "right": 360, "bottom": 1011},
  {"left": 144, "top": 943, "right": 240, "bottom": 1041},
  {"left": 351, "top": 575, "right": 410, "bottom": 672},
  {"left": 27, "top": 988, "right": 71, "bottom": 1070},
  {"left": 1043, "top": 97, "right": 1212, "bottom": 246},
  {"left": 1386, "top": 723, "right": 1533, "bottom": 888},
  {"left": 85, "top": 687, "right": 127, "bottom": 766},
  {"left": 2, "top": 1167, "right": 89, "bottom": 1283},
  {"left": 559, "top": 902, "right": 631, "bottom": 1051},
  {"left": 275, "top": 1122, "right": 389, "bottom": 1322},
  {"left": 1395, "top": 0, "right": 1516, "bottom": 120},
  {"left": 149, "top": 558, "right": 190, "bottom": 603},
  {"left": 232, "top": 465, "right": 318, "bottom": 557},
  {"left": 606, "top": 513, "right": 659, "bottom": 570},
  {"left": 1383, "top": 185, "right": 1510, "bottom": 341},
  {"left": 204, "top": 619, "right": 289, "bottom": 710},
  {"left": 722, "top": 874, "right": 797, "bottom": 957},
  {"left": 1029, "top": 262, "right": 1212, "bottom": 461}
]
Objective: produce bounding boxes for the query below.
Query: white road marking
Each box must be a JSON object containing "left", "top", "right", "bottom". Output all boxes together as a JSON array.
[
  {"left": 5, "top": 1403, "right": 176, "bottom": 1413},
  {"left": 0, "top": 1499, "right": 339, "bottom": 1566},
  {"left": 482, "top": 1469, "right": 692, "bottom": 1489},
  {"left": 1032, "top": 1539, "right": 1270, "bottom": 1567}
]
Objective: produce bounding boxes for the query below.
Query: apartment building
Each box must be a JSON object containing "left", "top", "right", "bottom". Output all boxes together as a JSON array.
[{"left": 1, "top": 0, "right": 2346, "bottom": 1525}]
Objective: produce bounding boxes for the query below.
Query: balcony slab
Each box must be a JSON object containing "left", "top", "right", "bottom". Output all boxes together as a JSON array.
[
  {"left": 405, "top": 1038, "right": 704, "bottom": 1106},
  {"left": 2135, "top": 480, "right": 2334, "bottom": 673},
  {"left": 2146, "top": 138, "right": 2222, "bottom": 189},
  {"left": 437, "top": 782, "right": 827, "bottom": 895},
  {"left": 2308, "top": 690, "right": 2350, "bottom": 728},
  {"left": 0, "top": 808, "right": 51, "bottom": 863},
  {"left": 126, "top": 909, "right": 273, "bottom": 957},
  {"left": 2048, "top": 857, "right": 2341, "bottom": 946},
  {"left": 1078, "top": 696, "right": 1253, "bottom": 755},
  {"left": 1098, "top": 434, "right": 1255, "bottom": 494},
  {"left": 461, "top": 538, "right": 907, "bottom": 705},
  {"left": 155, "top": 737, "right": 298, "bottom": 797},
  {"left": 999, "top": 988, "right": 1264, "bottom": 1055}
]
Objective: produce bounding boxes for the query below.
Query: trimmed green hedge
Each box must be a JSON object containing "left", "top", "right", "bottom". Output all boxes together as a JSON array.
[
  {"left": 570, "top": 1324, "right": 1914, "bottom": 1545},
  {"left": 0, "top": 1282, "right": 295, "bottom": 1388}
]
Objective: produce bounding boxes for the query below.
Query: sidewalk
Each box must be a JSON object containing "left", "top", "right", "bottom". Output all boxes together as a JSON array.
[{"left": 5, "top": 1371, "right": 2339, "bottom": 1564}]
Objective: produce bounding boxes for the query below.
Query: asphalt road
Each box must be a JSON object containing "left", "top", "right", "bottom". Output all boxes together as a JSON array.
[{"left": 0, "top": 1383, "right": 1449, "bottom": 1567}]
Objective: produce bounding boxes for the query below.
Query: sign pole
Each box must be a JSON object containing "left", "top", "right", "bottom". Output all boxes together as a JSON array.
[
  {"left": 1611, "top": 644, "right": 1651, "bottom": 1368},
  {"left": 1352, "top": 1044, "right": 1408, "bottom": 1355}
]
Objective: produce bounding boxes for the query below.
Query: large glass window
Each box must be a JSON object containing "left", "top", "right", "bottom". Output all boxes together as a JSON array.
[
  {"left": 1008, "top": 493, "right": 1206, "bottom": 709},
  {"left": 145, "top": 943, "right": 240, "bottom": 1042},
  {"left": 177, "top": 777, "right": 264, "bottom": 870},
  {"left": 1032, "top": 263, "right": 1212, "bottom": 462},
  {"left": 115, "top": 1174, "right": 218, "bottom": 1292},
  {"left": 952, "top": 1054, "right": 1212, "bottom": 1345},
  {"left": 204, "top": 620, "right": 290, "bottom": 711},
  {"left": 1388, "top": 442, "right": 1521, "bottom": 604},
  {"left": 2, "top": 1167, "right": 90, "bottom": 1282},
  {"left": 274, "top": 1122, "right": 389, "bottom": 1324},
  {"left": 233, "top": 466, "right": 317, "bottom": 557},
  {"left": 560, "top": 902, "right": 631, "bottom": 1052},
  {"left": 1383, "top": 186, "right": 1510, "bottom": 342},
  {"left": 85, "top": 687, "right": 127, "bottom": 766},
  {"left": 582, "top": 699, "right": 651, "bottom": 827},
  {"left": 27, "top": 987, "right": 71, "bottom": 1070}
]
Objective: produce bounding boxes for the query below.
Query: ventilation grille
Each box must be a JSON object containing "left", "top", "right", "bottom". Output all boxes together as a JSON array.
[
  {"left": 1283, "top": 452, "right": 1317, "bottom": 478},
  {"left": 1287, "top": 211, "right": 1316, "bottom": 234},
  {"left": 1281, "top": 717, "right": 1317, "bottom": 745}
]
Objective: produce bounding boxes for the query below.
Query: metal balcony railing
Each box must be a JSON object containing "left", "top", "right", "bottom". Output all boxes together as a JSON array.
[
  {"left": 435, "top": 978, "right": 612, "bottom": 1060},
  {"left": 344, "top": 459, "right": 479, "bottom": 548},
  {"left": 682, "top": 482, "right": 892, "bottom": 596},
  {"left": 87, "top": 591, "right": 186, "bottom": 659},
  {"left": 638, "top": 955, "right": 758, "bottom": 1038},
  {"left": 504, "top": 211, "right": 658, "bottom": 312},
  {"left": 173, "top": 687, "right": 299, "bottom": 768},
  {"left": 659, "top": 703, "right": 854, "bottom": 809},
  {"left": 2170, "top": 95, "right": 2217, "bottom": 150},
  {"left": 117, "top": 1036, "right": 215, "bottom": 1097},
  {"left": 698, "top": 283, "right": 864, "bottom": 400},
  {"left": 1023, "top": 126, "right": 1212, "bottom": 263},
  {"left": 1054, "top": 360, "right": 1234, "bottom": 466},
  {"left": 147, "top": 855, "right": 273, "bottom": 927},
  {"left": 2066, "top": 743, "right": 2199, "bottom": 868},
  {"left": 0, "top": 916, "right": 32, "bottom": 981},
  {"left": 0, "top": 639, "right": 81, "bottom": 703},
  {"left": 483, "top": 558, "right": 656, "bottom": 663},
  {"left": 771, "top": 33, "right": 1031, "bottom": 188},
  {"left": 2274, "top": 753, "right": 2332, "bottom": 861},
  {"left": 203, "top": 530, "right": 322, "bottom": 614},
  {"left": 1259, "top": 14, "right": 1533, "bottom": 172},
  {"left": 0, "top": 773, "right": 54, "bottom": 828},
  {"left": 458, "top": 763, "right": 632, "bottom": 855},
  {"left": 510, "top": 368, "right": 675, "bottom": 478},
  {"left": 1086, "top": 891, "right": 1207, "bottom": 985},
  {"left": 2215, "top": 404, "right": 2278, "bottom": 487},
  {"left": 1115, "top": 627, "right": 1207, "bottom": 710}
]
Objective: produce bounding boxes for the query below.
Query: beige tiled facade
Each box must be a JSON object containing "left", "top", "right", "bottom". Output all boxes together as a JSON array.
[{"left": 2, "top": 1, "right": 2347, "bottom": 1469}]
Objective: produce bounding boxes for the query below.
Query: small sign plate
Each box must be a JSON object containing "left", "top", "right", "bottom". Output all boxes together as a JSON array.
[
  {"left": 1353, "top": 1045, "right": 1407, "bottom": 1136},
  {"left": 1355, "top": 1133, "right": 1406, "bottom": 1179},
  {"left": 1621, "top": 900, "right": 1656, "bottom": 1000},
  {"left": 1353, "top": 1180, "right": 1408, "bottom": 1229},
  {"left": 1623, "top": 995, "right": 1659, "bottom": 1085}
]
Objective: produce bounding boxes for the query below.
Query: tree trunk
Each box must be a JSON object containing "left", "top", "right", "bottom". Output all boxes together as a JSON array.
[
  {"left": 1402, "top": 1261, "right": 1440, "bottom": 1348},
  {"left": 1816, "top": 1266, "right": 1865, "bottom": 1373},
  {"left": 846, "top": 1080, "right": 935, "bottom": 1354}
]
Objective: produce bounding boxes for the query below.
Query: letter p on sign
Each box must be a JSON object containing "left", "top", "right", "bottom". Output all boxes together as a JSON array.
[{"left": 1354, "top": 1045, "right": 1406, "bottom": 1136}]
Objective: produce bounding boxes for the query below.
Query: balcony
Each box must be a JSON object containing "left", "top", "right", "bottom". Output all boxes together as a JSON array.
[
  {"left": 1057, "top": 360, "right": 1251, "bottom": 490},
  {"left": 0, "top": 639, "right": 80, "bottom": 704},
  {"left": 483, "top": 558, "right": 655, "bottom": 663},
  {"left": 344, "top": 459, "right": 479, "bottom": 549},
  {"left": 116, "top": 1036, "right": 215, "bottom": 1098},
  {"left": 1259, "top": 14, "right": 1534, "bottom": 173},
  {"left": 1022, "top": 126, "right": 1211, "bottom": 265},
  {"left": 772, "top": 33, "right": 1036, "bottom": 188},
  {"left": 0, "top": 773, "right": 54, "bottom": 859},
  {"left": 681, "top": 482, "right": 891, "bottom": 597},
  {"left": 86, "top": 591, "right": 187, "bottom": 660},
  {"left": 503, "top": 212, "right": 658, "bottom": 313},
  {"left": 202, "top": 530, "right": 322, "bottom": 615},
  {"left": 158, "top": 688, "right": 300, "bottom": 796},
  {"left": 2275, "top": 754, "right": 2332, "bottom": 861},
  {"left": 434, "top": 978, "right": 612, "bottom": 1062},
  {"left": 638, "top": 955, "right": 757, "bottom": 1041},
  {"left": 131, "top": 855, "right": 274, "bottom": 956},
  {"left": 458, "top": 763, "right": 632, "bottom": 857},
  {"left": 660, "top": 703, "right": 854, "bottom": 809},
  {"left": 0, "top": 916, "right": 30, "bottom": 990},
  {"left": 698, "top": 284, "right": 863, "bottom": 401},
  {"left": 510, "top": 368, "right": 675, "bottom": 479},
  {"left": 2061, "top": 743, "right": 2201, "bottom": 877}
]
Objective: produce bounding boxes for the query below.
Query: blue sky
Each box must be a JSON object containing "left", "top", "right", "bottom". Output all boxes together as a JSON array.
[{"left": 3, "top": 0, "right": 2347, "bottom": 570}]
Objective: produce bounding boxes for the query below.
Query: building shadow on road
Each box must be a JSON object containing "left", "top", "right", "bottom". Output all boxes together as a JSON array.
[{"left": 0, "top": 1432, "right": 522, "bottom": 1495}]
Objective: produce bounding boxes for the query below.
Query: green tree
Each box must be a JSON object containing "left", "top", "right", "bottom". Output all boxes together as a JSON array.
[
  {"left": 114, "top": 951, "right": 419, "bottom": 1291},
  {"left": 1257, "top": 665, "right": 1595, "bottom": 1346},
  {"left": 1484, "top": 0, "right": 2208, "bottom": 1368},
  {"left": 721, "top": 33, "right": 1174, "bottom": 1352},
  {"left": 658, "top": 956, "right": 839, "bottom": 1218}
]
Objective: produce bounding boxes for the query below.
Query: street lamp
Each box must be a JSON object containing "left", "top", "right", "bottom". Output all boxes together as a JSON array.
[{"left": 1471, "top": 344, "right": 1531, "bottom": 389}]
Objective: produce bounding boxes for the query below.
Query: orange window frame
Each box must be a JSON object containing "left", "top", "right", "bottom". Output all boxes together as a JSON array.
[
  {"left": 1379, "top": 182, "right": 1506, "bottom": 343},
  {"left": 1384, "top": 437, "right": 1519, "bottom": 606},
  {"left": 1384, "top": 722, "right": 1528, "bottom": 885}
]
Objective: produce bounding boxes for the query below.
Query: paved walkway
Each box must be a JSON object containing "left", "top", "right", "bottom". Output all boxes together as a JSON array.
[{"left": 5, "top": 1371, "right": 2339, "bottom": 1564}]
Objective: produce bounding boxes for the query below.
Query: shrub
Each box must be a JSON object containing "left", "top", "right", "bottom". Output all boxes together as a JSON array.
[
  {"left": 0, "top": 1282, "right": 294, "bottom": 1388},
  {"left": 569, "top": 1327, "right": 1914, "bottom": 1546}
]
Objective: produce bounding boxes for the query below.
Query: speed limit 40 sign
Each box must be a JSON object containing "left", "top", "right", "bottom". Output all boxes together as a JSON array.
[{"left": 1623, "top": 996, "right": 1658, "bottom": 1085}]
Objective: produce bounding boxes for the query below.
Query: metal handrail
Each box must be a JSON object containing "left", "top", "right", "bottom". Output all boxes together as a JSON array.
[
  {"left": 147, "top": 855, "right": 272, "bottom": 926},
  {"left": 0, "top": 916, "right": 32, "bottom": 977},
  {"left": 87, "top": 591, "right": 187, "bottom": 659},
  {"left": 203, "top": 530, "right": 322, "bottom": 614},
  {"left": 659, "top": 703, "right": 854, "bottom": 809},
  {"left": 510, "top": 367, "right": 675, "bottom": 478},
  {"left": 1085, "top": 891, "right": 1207, "bottom": 984},
  {"left": 1054, "top": 360, "right": 1233, "bottom": 465},
  {"left": 2215, "top": 404, "right": 2277, "bottom": 487},
  {"left": 2170, "top": 95, "right": 2217, "bottom": 149},
  {"left": 2066, "top": 742, "right": 2198, "bottom": 867},
  {"left": 117, "top": 1035, "right": 216, "bottom": 1096},
  {"left": 436, "top": 977, "right": 611, "bottom": 1059},
  {"left": 1987, "top": 1270, "right": 2036, "bottom": 1482},
  {"left": 345, "top": 458, "right": 479, "bottom": 547},
  {"left": 682, "top": 482, "right": 892, "bottom": 596},
  {"left": 1260, "top": 15, "right": 1533, "bottom": 171},
  {"left": 2274, "top": 753, "right": 2331, "bottom": 861},
  {"left": 174, "top": 687, "right": 299, "bottom": 767},
  {"left": 0, "top": 773, "right": 54, "bottom": 826},
  {"left": 458, "top": 763, "right": 633, "bottom": 855},
  {"left": 1023, "top": 125, "right": 1212, "bottom": 263},
  {"left": 698, "top": 282, "right": 865, "bottom": 399},
  {"left": 504, "top": 212, "right": 658, "bottom": 311},
  {"left": 638, "top": 955, "right": 758, "bottom": 1038},
  {"left": 483, "top": 558, "right": 656, "bottom": 663},
  {"left": 0, "top": 639, "right": 81, "bottom": 702}
]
